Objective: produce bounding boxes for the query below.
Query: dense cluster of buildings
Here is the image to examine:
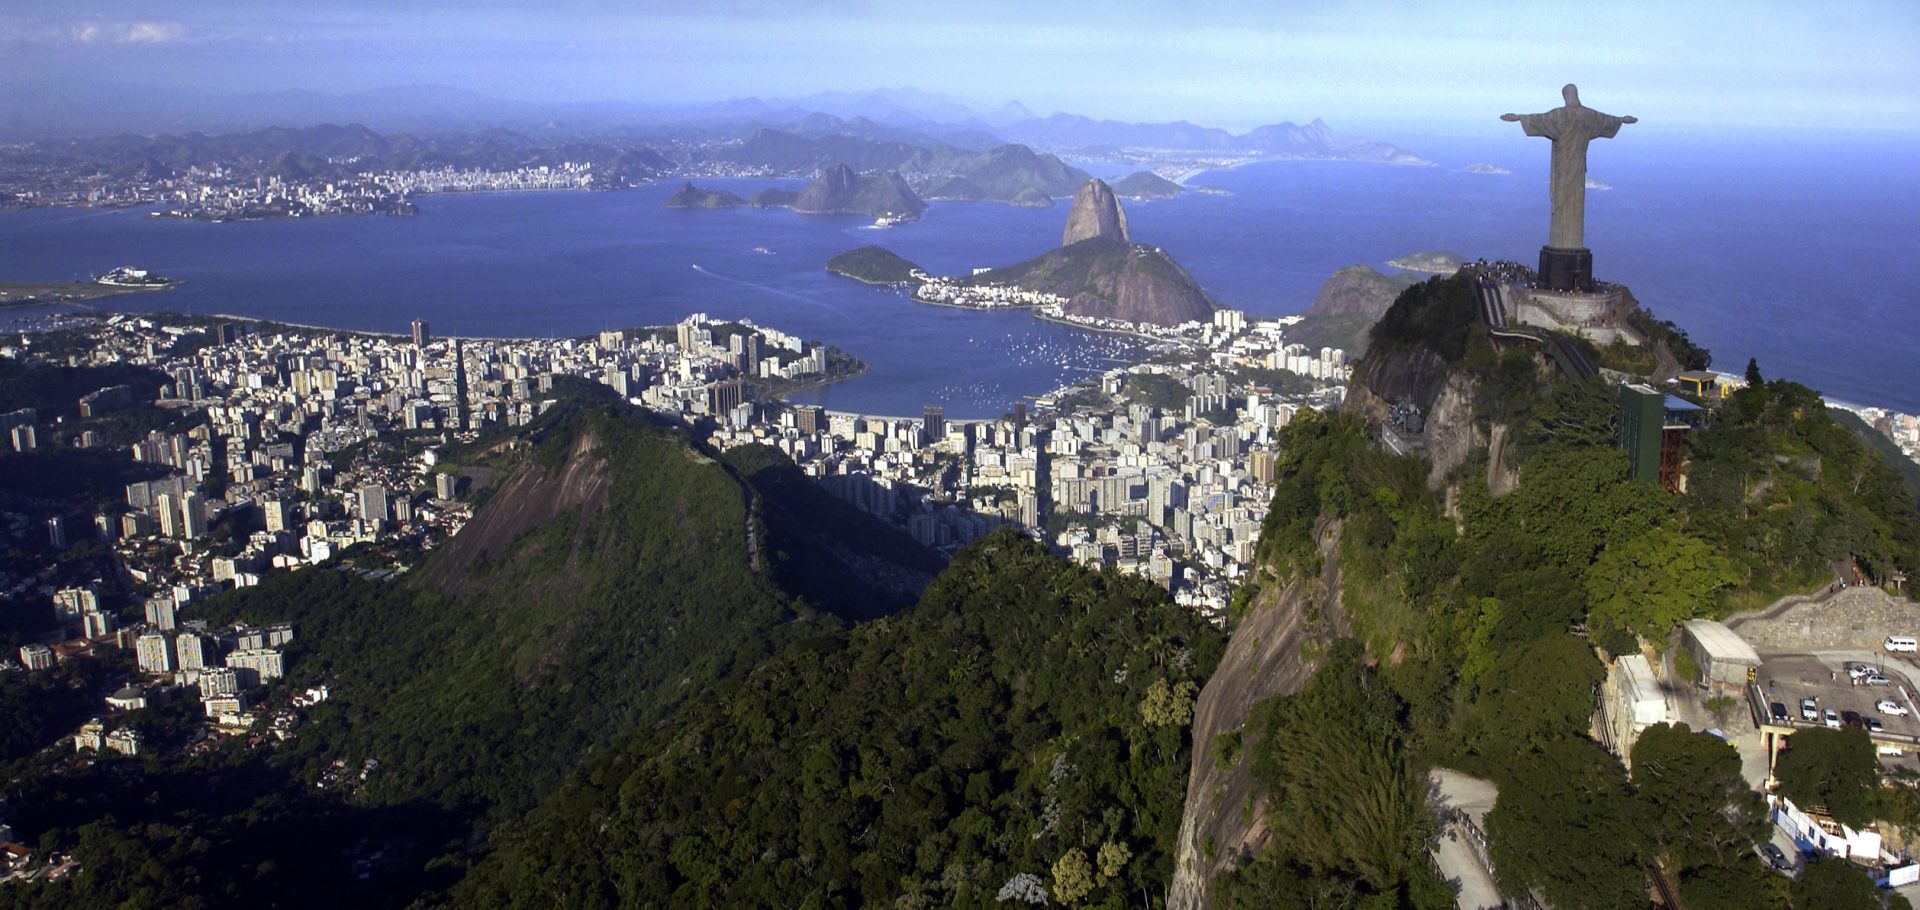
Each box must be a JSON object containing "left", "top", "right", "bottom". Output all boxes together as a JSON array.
[
  {"left": 700, "top": 308, "right": 1348, "bottom": 618},
  {"left": 706, "top": 360, "right": 1321, "bottom": 617},
  {"left": 5, "top": 162, "right": 596, "bottom": 221},
  {"left": 914, "top": 275, "right": 1069, "bottom": 310},
  {"left": 5, "top": 312, "right": 845, "bottom": 610}
]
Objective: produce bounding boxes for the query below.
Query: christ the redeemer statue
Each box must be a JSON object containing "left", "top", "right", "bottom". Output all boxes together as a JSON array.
[{"left": 1502, "top": 84, "right": 1635, "bottom": 292}]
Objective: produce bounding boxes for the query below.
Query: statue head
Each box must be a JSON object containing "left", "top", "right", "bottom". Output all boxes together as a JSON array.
[{"left": 1562, "top": 84, "right": 1581, "bottom": 106}]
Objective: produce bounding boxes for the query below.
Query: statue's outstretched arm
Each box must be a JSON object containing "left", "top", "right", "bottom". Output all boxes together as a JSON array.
[
  {"left": 1501, "top": 113, "right": 1522, "bottom": 122},
  {"left": 1620, "top": 115, "right": 1638, "bottom": 124}
]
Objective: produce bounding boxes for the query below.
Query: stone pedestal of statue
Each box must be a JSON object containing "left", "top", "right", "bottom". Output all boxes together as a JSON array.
[{"left": 1538, "top": 246, "right": 1593, "bottom": 293}]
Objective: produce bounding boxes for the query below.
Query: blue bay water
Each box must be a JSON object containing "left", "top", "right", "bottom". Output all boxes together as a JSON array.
[{"left": 1, "top": 129, "right": 1914, "bottom": 415}]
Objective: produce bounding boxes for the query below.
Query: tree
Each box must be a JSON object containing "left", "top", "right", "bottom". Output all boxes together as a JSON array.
[
  {"left": 1095, "top": 841, "right": 1131, "bottom": 881},
  {"left": 1585, "top": 528, "right": 1739, "bottom": 639},
  {"left": 1486, "top": 738, "right": 1652, "bottom": 910},
  {"left": 1790, "top": 857, "right": 1882, "bottom": 910},
  {"left": 1773, "top": 728, "right": 1880, "bottom": 828},
  {"left": 1456, "top": 633, "right": 1605, "bottom": 770},
  {"left": 1245, "top": 641, "right": 1431, "bottom": 894},
  {"left": 1745, "top": 357, "right": 1763, "bottom": 387},
  {"left": 1677, "top": 861, "right": 1789, "bottom": 910},
  {"left": 1631, "top": 723, "right": 1767, "bottom": 871},
  {"left": 1051, "top": 848, "right": 1094, "bottom": 905},
  {"left": 1140, "top": 677, "right": 1198, "bottom": 728}
]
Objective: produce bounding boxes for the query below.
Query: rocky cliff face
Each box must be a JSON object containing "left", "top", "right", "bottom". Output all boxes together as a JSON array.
[
  {"left": 1061, "top": 178, "right": 1131, "bottom": 246},
  {"left": 1419, "top": 372, "right": 1484, "bottom": 488},
  {"left": 1342, "top": 346, "right": 1489, "bottom": 489},
  {"left": 1342, "top": 342, "right": 1451, "bottom": 427},
  {"left": 1167, "top": 518, "right": 1351, "bottom": 910},
  {"left": 791, "top": 163, "right": 926, "bottom": 218}
]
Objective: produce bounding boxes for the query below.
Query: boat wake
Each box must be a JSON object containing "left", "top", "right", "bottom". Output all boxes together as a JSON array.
[{"left": 690, "top": 264, "right": 847, "bottom": 320}]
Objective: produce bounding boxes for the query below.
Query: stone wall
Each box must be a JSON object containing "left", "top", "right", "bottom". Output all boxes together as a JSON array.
[
  {"left": 1509, "top": 285, "right": 1638, "bottom": 346},
  {"left": 1725, "top": 586, "right": 1919, "bottom": 654}
]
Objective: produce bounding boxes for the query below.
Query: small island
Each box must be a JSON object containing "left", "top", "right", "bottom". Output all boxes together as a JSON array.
[
  {"left": 1586, "top": 176, "right": 1613, "bottom": 191},
  {"left": 664, "top": 182, "right": 747, "bottom": 209},
  {"left": 825, "top": 245, "right": 926, "bottom": 285},
  {"left": 1462, "top": 162, "right": 1511, "bottom": 175},
  {"left": 674, "top": 164, "right": 926, "bottom": 220},
  {"left": 1110, "top": 171, "right": 1184, "bottom": 200},
  {"left": 1009, "top": 187, "right": 1054, "bottom": 208},
  {"left": 1387, "top": 250, "right": 1464, "bottom": 274},
  {"left": 96, "top": 266, "right": 179, "bottom": 288}
]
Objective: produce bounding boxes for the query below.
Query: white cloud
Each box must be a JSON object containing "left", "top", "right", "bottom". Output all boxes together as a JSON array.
[
  {"left": 120, "top": 21, "right": 187, "bottom": 43},
  {"left": 62, "top": 20, "right": 189, "bottom": 45}
]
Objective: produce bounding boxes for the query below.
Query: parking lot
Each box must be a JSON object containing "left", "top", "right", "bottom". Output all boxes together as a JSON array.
[{"left": 1756, "top": 654, "right": 1920, "bottom": 740}]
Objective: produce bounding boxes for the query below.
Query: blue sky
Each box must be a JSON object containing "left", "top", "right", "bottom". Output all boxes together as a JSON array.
[{"left": 4, "top": 0, "right": 1916, "bottom": 134}]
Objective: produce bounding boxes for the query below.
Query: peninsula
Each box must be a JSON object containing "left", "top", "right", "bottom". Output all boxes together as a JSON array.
[
  {"left": 824, "top": 178, "right": 1215, "bottom": 328},
  {"left": 825, "top": 246, "right": 924, "bottom": 285}
]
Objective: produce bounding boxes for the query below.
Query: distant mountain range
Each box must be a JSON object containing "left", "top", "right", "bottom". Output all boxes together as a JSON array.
[
  {"left": 1000, "top": 115, "right": 1426, "bottom": 163},
  {"left": 2, "top": 87, "right": 1428, "bottom": 221},
  {"left": 4, "top": 80, "right": 1423, "bottom": 168},
  {"left": 703, "top": 129, "right": 1091, "bottom": 205}
]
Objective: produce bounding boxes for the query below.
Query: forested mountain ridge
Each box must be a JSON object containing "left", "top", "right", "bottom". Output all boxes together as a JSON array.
[
  {"left": 445, "top": 529, "right": 1223, "bottom": 908},
  {"left": 0, "top": 387, "right": 942, "bottom": 909},
  {"left": 1171, "top": 276, "right": 1920, "bottom": 909}
]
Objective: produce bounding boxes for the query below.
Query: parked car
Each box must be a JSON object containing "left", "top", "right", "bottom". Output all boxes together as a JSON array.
[
  {"left": 1863, "top": 674, "right": 1895, "bottom": 687},
  {"left": 1802, "top": 698, "right": 1819, "bottom": 721},
  {"left": 1842, "top": 710, "right": 1865, "bottom": 728},
  {"left": 1771, "top": 702, "right": 1790, "bottom": 722},
  {"left": 1850, "top": 663, "right": 1883, "bottom": 679},
  {"left": 1760, "top": 843, "right": 1793, "bottom": 872},
  {"left": 1867, "top": 717, "right": 1885, "bottom": 733},
  {"left": 1877, "top": 699, "right": 1909, "bottom": 716},
  {"left": 1824, "top": 709, "right": 1841, "bottom": 728}
]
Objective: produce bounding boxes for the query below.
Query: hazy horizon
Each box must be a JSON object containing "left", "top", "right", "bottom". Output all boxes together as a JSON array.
[{"left": 5, "top": 0, "right": 1917, "bottom": 140}]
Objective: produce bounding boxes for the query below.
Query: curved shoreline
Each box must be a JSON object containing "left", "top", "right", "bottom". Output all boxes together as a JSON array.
[{"left": 1032, "top": 310, "right": 1191, "bottom": 346}]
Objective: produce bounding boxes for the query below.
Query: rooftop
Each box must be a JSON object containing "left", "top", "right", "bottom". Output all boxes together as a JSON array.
[{"left": 1683, "top": 619, "right": 1762, "bottom": 666}]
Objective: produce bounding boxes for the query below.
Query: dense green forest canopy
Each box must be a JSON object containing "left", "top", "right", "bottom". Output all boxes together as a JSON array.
[
  {"left": 1217, "top": 345, "right": 1920, "bottom": 908},
  {"left": 450, "top": 529, "right": 1222, "bottom": 908}
]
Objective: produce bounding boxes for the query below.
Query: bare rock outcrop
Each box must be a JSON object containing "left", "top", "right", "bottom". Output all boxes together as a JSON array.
[
  {"left": 1420, "top": 372, "right": 1483, "bottom": 488},
  {"left": 1167, "top": 518, "right": 1351, "bottom": 910},
  {"left": 1060, "top": 178, "right": 1130, "bottom": 246}
]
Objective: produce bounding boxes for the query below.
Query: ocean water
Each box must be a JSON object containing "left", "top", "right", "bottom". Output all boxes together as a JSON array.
[{"left": 1, "top": 128, "right": 1914, "bottom": 415}]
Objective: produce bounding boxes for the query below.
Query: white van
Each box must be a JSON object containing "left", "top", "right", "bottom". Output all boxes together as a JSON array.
[{"left": 1885, "top": 635, "right": 1917, "bottom": 653}]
